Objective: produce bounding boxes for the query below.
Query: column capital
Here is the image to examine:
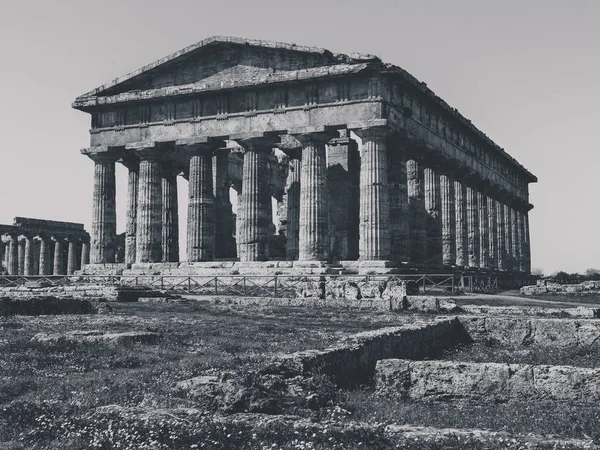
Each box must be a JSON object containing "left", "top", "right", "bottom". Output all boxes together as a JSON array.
[
  {"left": 350, "top": 124, "right": 391, "bottom": 140},
  {"left": 82, "top": 146, "right": 122, "bottom": 162},
  {"left": 125, "top": 141, "right": 164, "bottom": 160},
  {"left": 233, "top": 132, "right": 279, "bottom": 153},
  {"left": 177, "top": 136, "right": 225, "bottom": 156},
  {"left": 121, "top": 154, "right": 140, "bottom": 171}
]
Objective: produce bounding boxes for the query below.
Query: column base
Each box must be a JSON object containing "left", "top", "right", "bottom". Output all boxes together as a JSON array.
[{"left": 76, "top": 263, "right": 129, "bottom": 276}]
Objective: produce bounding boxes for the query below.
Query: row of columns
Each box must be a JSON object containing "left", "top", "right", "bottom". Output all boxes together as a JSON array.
[
  {"left": 86, "top": 127, "right": 531, "bottom": 271},
  {"left": 1, "top": 235, "right": 90, "bottom": 276}
]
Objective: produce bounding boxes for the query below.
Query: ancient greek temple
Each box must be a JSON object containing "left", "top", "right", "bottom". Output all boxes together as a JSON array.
[
  {"left": 0, "top": 217, "right": 90, "bottom": 275},
  {"left": 72, "top": 36, "right": 535, "bottom": 275}
]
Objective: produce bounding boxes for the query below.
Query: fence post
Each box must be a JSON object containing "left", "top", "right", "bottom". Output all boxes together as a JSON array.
[
  {"left": 274, "top": 276, "right": 278, "bottom": 297},
  {"left": 244, "top": 277, "right": 247, "bottom": 296},
  {"left": 452, "top": 275, "right": 455, "bottom": 293},
  {"left": 423, "top": 276, "right": 426, "bottom": 293},
  {"left": 188, "top": 277, "right": 191, "bottom": 293},
  {"left": 215, "top": 277, "right": 218, "bottom": 295}
]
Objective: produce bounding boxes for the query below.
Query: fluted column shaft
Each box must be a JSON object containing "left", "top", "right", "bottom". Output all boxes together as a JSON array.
[
  {"left": 496, "top": 201, "right": 506, "bottom": 270},
  {"left": 162, "top": 165, "right": 180, "bottom": 262},
  {"left": 515, "top": 209, "right": 524, "bottom": 272},
  {"left": 424, "top": 167, "right": 442, "bottom": 265},
  {"left": 504, "top": 205, "right": 513, "bottom": 271},
  {"left": 32, "top": 240, "right": 40, "bottom": 275},
  {"left": 81, "top": 241, "right": 90, "bottom": 266},
  {"left": 24, "top": 236, "right": 34, "bottom": 276},
  {"left": 124, "top": 159, "right": 139, "bottom": 265},
  {"left": 523, "top": 211, "right": 531, "bottom": 273},
  {"left": 440, "top": 174, "right": 456, "bottom": 266},
  {"left": 297, "top": 134, "right": 329, "bottom": 260},
  {"left": 8, "top": 235, "right": 18, "bottom": 275},
  {"left": 237, "top": 140, "right": 271, "bottom": 261},
  {"left": 67, "top": 240, "right": 77, "bottom": 275},
  {"left": 88, "top": 153, "right": 117, "bottom": 264},
  {"left": 187, "top": 147, "right": 215, "bottom": 261},
  {"left": 356, "top": 127, "right": 390, "bottom": 260},
  {"left": 388, "top": 140, "right": 409, "bottom": 262},
  {"left": 466, "top": 186, "right": 480, "bottom": 268},
  {"left": 214, "top": 151, "right": 235, "bottom": 259},
  {"left": 478, "top": 192, "right": 489, "bottom": 269},
  {"left": 488, "top": 198, "right": 498, "bottom": 270},
  {"left": 286, "top": 157, "right": 301, "bottom": 260},
  {"left": 53, "top": 239, "right": 63, "bottom": 275},
  {"left": 17, "top": 239, "right": 25, "bottom": 275},
  {"left": 135, "top": 148, "right": 163, "bottom": 263},
  {"left": 407, "top": 158, "right": 427, "bottom": 264},
  {"left": 454, "top": 180, "right": 467, "bottom": 267},
  {"left": 39, "top": 238, "right": 50, "bottom": 275}
]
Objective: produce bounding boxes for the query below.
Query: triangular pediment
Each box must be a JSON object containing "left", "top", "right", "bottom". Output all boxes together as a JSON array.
[{"left": 75, "top": 36, "right": 377, "bottom": 102}]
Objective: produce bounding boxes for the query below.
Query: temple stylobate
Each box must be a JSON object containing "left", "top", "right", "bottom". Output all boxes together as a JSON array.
[{"left": 72, "top": 36, "right": 536, "bottom": 275}]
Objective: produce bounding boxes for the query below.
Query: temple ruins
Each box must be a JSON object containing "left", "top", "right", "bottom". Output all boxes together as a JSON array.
[
  {"left": 72, "top": 36, "right": 536, "bottom": 275},
  {"left": 0, "top": 217, "right": 90, "bottom": 275}
]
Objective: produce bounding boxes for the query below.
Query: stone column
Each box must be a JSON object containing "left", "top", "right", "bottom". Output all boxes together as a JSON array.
[
  {"left": 496, "top": 200, "right": 506, "bottom": 270},
  {"left": 213, "top": 151, "right": 235, "bottom": 259},
  {"left": 523, "top": 210, "right": 531, "bottom": 273},
  {"left": 504, "top": 204, "right": 513, "bottom": 271},
  {"left": 295, "top": 132, "right": 330, "bottom": 261},
  {"left": 327, "top": 132, "right": 360, "bottom": 261},
  {"left": 39, "top": 237, "right": 49, "bottom": 275},
  {"left": 488, "top": 198, "right": 498, "bottom": 271},
  {"left": 515, "top": 208, "right": 524, "bottom": 272},
  {"left": 440, "top": 174, "right": 456, "bottom": 266},
  {"left": 466, "top": 186, "right": 480, "bottom": 268},
  {"left": 478, "top": 192, "right": 489, "bottom": 269},
  {"left": 424, "top": 166, "right": 442, "bottom": 265},
  {"left": 235, "top": 138, "right": 273, "bottom": 262},
  {"left": 407, "top": 158, "right": 427, "bottom": 264},
  {"left": 285, "top": 154, "right": 301, "bottom": 260},
  {"left": 123, "top": 157, "right": 139, "bottom": 266},
  {"left": 354, "top": 127, "right": 390, "bottom": 260},
  {"left": 388, "top": 138, "right": 409, "bottom": 263},
  {"left": 161, "top": 163, "right": 180, "bottom": 262},
  {"left": 53, "top": 239, "right": 63, "bottom": 275},
  {"left": 454, "top": 179, "right": 467, "bottom": 267},
  {"left": 8, "top": 235, "right": 18, "bottom": 275},
  {"left": 17, "top": 239, "right": 25, "bottom": 275},
  {"left": 23, "top": 236, "right": 34, "bottom": 276},
  {"left": 32, "top": 240, "right": 40, "bottom": 275},
  {"left": 86, "top": 150, "right": 118, "bottom": 264},
  {"left": 134, "top": 145, "right": 163, "bottom": 263},
  {"left": 0, "top": 241, "right": 5, "bottom": 274},
  {"left": 67, "top": 240, "right": 77, "bottom": 275},
  {"left": 187, "top": 144, "right": 216, "bottom": 261},
  {"left": 81, "top": 240, "right": 90, "bottom": 266}
]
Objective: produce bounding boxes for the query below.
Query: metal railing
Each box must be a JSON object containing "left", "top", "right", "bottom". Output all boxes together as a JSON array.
[{"left": 0, "top": 272, "right": 529, "bottom": 297}]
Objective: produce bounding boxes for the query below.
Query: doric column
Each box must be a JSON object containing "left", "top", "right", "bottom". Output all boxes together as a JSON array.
[
  {"left": 32, "top": 240, "right": 40, "bottom": 275},
  {"left": 504, "top": 204, "right": 513, "bottom": 271},
  {"left": 186, "top": 142, "right": 216, "bottom": 261},
  {"left": 53, "top": 239, "right": 63, "bottom": 275},
  {"left": 85, "top": 150, "right": 118, "bottom": 264},
  {"left": 0, "top": 241, "right": 5, "bottom": 274},
  {"left": 23, "top": 236, "right": 34, "bottom": 276},
  {"left": 478, "top": 192, "right": 489, "bottom": 269},
  {"left": 388, "top": 138, "right": 409, "bottom": 263},
  {"left": 440, "top": 174, "right": 456, "bottom": 266},
  {"left": 235, "top": 137, "right": 273, "bottom": 262},
  {"left": 424, "top": 166, "right": 442, "bottom": 265},
  {"left": 213, "top": 150, "right": 235, "bottom": 259},
  {"left": 67, "top": 240, "right": 77, "bottom": 275},
  {"left": 39, "top": 237, "right": 50, "bottom": 275},
  {"left": 496, "top": 200, "right": 506, "bottom": 270},
  {"left": 81, "top": 239, "right": 90, "bottom": 266},
  {"left": 407, "top": 158, "right": 427, "bottom": 264},
  {"left": 515, "top": 208, "right": 524, "bottom": 272},
  {"left": 161, "top": 163, "right": 180, "bottom": 262},
  {"left": 466, "top": 186, "right": 480, "bottom": 268},
  {"left": 488, "top": 197, "right": 498, "bottom": 270},
  {"left": 17, "top": 238, "right": 25, "bottom": 275},
  {"left": 133, "top": 144, "right": 163, "bottom": 263},
  {"left": 327, "top": 131, "right": 360, "bottom": 260},
  {"left": 123, "top": 156, "right": 139, "bottom": 266},
  {"left": 454, "top": 179, "right": 467, "bottom": 267},
  {"left": 294, "top": 132, "right": 331, "bottom": 261},
  {"left": 8, "top": 234, "right": 18, "bottom": 275},
  {"left": 523, "top": 210, "right": 532, "bottom": 273},
  {"left": 285, "top": 154, "right": 301, "bottom": 260},
  {"left": 354, "top": 126, "right": 390, "bottom": 260}
]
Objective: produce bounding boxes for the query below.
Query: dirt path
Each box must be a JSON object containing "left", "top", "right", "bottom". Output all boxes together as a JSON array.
[{"left": 452, "top": 292, "right": 600, "bottom": 309}]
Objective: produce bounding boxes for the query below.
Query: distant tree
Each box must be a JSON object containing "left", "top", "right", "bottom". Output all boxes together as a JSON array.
[
  {"left": 531, "top": 267, "right": 544, "bottom": 277},
  {"left": 552, "top": 271, "right": 572, "bottom": 284},
  {"left": 585, "top": 268, "right": 600, "bottom": 280}
]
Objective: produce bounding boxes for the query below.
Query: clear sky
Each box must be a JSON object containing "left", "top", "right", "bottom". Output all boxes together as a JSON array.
[{"left": 1, "top": 0, "right": 598, "bottom": 274}]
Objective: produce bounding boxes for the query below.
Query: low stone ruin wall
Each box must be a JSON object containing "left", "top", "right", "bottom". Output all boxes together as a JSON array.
[
  {"left": 0, "top": 285, "right": 177, "bottom": 303},
  {"left": 375, "top": 359, "right": 600, "bottom": 404},
  {"left": 459, "top": 316, "right": 600, "bottom": 348},
  {"left": 0, "top": 296, "right": 95, "bottom": 315},
  {"left": 269, "top": 318, "right": 471, "bottom": 386},
  {"left": 521, "top": 279, "right": 600, "bottom": 295},
  {"left": 461, "top": 304, "right": 600, "bottom": 319}
]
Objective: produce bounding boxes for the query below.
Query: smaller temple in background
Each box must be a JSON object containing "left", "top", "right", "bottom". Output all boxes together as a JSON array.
[{"left": 0, "top": 217, "right": 90, "bottom": 276}]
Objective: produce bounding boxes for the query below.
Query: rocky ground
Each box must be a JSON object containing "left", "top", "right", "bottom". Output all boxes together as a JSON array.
[{"left": 0, "top": 293, "right": 599, "bottom": 449}]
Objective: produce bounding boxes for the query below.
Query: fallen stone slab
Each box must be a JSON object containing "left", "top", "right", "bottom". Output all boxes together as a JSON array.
[
  {"left": 376, "top": 359, "right": 600, "bottom": 404},
  {"left": 267, "top": 318, "right": 471, "bottom": 386},
  {"left": 461, "top": 304, "right": 600, "bottom": 319},
  {"left": 30, "top": 330, "right": 161, "bottom": 345},
  {"left": 459, "top": 316, "right": 600, "bottom": 348},
  {"left": 0, "top": 296, "right": 95, "bottom": 315}
]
